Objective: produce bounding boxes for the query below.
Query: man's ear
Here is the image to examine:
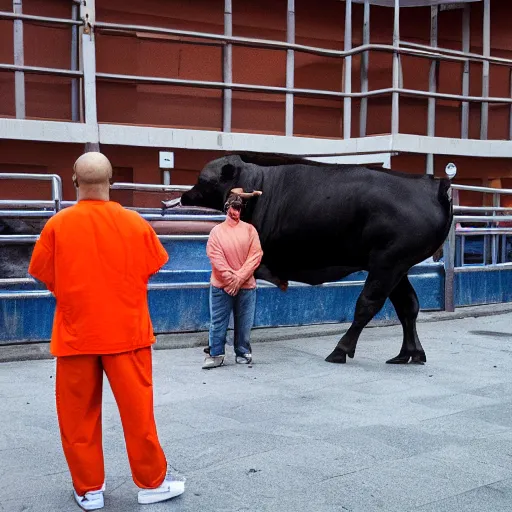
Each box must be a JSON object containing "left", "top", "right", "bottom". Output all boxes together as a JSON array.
[
  {"left": 220, "top": 163, "right": 238, "bottom": 182},
  {"left": 72, "top": 173, "right": 79, "bottom": 188}
]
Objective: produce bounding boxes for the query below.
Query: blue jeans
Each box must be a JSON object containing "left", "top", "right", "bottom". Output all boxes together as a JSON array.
[{"left": 208, "top": 286, "right": 257, "bottom": 357}]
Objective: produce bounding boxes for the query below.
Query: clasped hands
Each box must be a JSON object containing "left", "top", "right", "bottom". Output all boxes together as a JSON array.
[{"left": 223, "top": 271, "right": 244, "bottom": 296}]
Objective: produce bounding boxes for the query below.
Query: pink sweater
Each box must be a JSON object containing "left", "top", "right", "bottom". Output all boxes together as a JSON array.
[{"left": 206, "top": 217, "right": 263, "bottom": 290}]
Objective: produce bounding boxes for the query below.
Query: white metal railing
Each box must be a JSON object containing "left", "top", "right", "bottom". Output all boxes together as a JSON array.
[
  {"left": 0, "top": 177, "right": 220, "bottom": 244},
  {"left": 0, "top": 173, "right": 62, "bottom": 213},
  {"left": 2, "top": 178, "right": 512, "bottom": 313},
  {"left": 443, "top": 183, "right": 512, "bottom": 311},
  {"left": 0, "top": 8, "right": 83, "bottom": 121}
]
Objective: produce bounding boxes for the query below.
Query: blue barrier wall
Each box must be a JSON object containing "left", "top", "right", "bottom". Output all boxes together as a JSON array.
[
  {"left": 0, "top": 239, "right": 445, "bottom": 343},
  {"left": 0, "top": 238, "right": 510, "bottom": 344},
  {"left": 455, "top": 267, "right": 512, "bottom": 306}
]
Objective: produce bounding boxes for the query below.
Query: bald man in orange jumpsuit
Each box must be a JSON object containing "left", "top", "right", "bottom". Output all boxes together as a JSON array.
[{"left": 28, "top": 152, "right": 185, "bottom": 510}]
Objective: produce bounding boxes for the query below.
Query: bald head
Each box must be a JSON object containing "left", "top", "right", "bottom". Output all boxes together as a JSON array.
[{"left": 73, "top": 152, "right": 112, "bottom": 186}]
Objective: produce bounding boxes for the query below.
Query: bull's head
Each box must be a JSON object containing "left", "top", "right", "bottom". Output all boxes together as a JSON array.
[{"left": 163, "top": 157, "right": 241, "bottom": 211}]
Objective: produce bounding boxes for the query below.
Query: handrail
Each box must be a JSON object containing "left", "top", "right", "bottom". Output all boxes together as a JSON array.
[
  {"left": 0, "top": 11, "right": 83, "bottom": 26},
  {"left": 111, "top": 183, "right": 192, "bottom": 192},
  {"left": 0, "top": 173, "right": 62, "bottom": 212},
  {"left": 0, "top": 211, "right": 54, "bottom": 218},
  {"left": 454, "top": 216, "right": 512, "bottom": 223},
  {"left": 96, "top": 71, "right": 512, "bottom": 105},
  {"left": 452, "top": 184, "right": 512, "bottom": 195},
  {"left": 454, "top": 206, "right": 512, "bottom": 212},
  {"left": 92, "top": 20, "right": 512, "bottom": 72},
  {"left": 456, "top": 228, "right": 512, "bottom": 236},
  {"left": 0, "top": 200, "right": 56, "bottom": 208},
  {"left": 0, "top": 63, "right": 83, "bottom": 78},
  {"left": 94, "top": 21, "right": 468, "bottom": 64},
  {"left": 0, "top": 234, "right": 214, "bottom": 243},
  {"left": 97, "top": 72, "right": 396, "bottom": 100},
  {"left": 401, "top": 41, "right": 512, "bottom": 68}
]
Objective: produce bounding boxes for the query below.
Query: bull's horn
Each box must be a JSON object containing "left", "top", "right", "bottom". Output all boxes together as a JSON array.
[{"left": 161, "top": 197, "right": 182, "bottom": 209}]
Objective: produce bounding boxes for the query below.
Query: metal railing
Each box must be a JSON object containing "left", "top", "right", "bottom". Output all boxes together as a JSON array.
[
  {"left": 0, "top": 8, "right": 83, "bottom": 121},
  {"left": 0, "top": 178, "right": 219, "bottom": 244},
  {"left": 443, "top": 183, "right": 512, "bottom": 311},
  {"left": 90, "top": 0, "right": 498, "bottom": 156},
  {"left": 0, "top": 0, "right": 510, "bottom": 168},
  {"left": 0, "top": 173, "right": 62, "bottom": 213},
  {"left": 1, "top": 174, "right": 512, "bottom": 314}
]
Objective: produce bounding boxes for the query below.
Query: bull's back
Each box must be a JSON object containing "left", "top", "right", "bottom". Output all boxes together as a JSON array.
[
  {"left": 253, "top": 164, "right": 450, "bottom": 269},
  {"left": 257, "top": 165, "right": 445, "bottom": 234}
]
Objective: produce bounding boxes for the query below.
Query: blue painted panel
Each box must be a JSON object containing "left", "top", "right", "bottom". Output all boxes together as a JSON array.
[
  {"left": 148, "top": 287, "right": 210, "bottom": 332},
  {"left": 160, "top": 240, "right": 210, "bottom": 271},
  {"left": 1, "top": 294, "right": 55, "bottom": 342},
  {"left": 0, "top": 266, "right": 445, "bottom": 343},
  {"left": 5, "top": 238, "right": 508, "bottom": 345},
  {"left": 455, "top": 268, "right": 512, "bottom": 307}
]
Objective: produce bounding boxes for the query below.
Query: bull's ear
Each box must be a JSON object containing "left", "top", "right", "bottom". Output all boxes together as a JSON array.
[{"left": 220, "top": 163, "right": 238, "bottom": 182}]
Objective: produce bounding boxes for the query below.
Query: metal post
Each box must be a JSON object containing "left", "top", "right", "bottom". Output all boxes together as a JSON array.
[
  {"left": 461, "top": 5, "right": 470, "bottom": 139},
  {"left": 444, "top": 188, "right": 458, "bottom": 312},
  {"left": 71, "top": 1, "right": 80, "bottom": 122},
  {"left": 492, "top": 192, "right": 500, "bottom": 264},
  {"left": 509, "top": 69, "right": 512, "bottom": 140},
  {"left": 391, "top": 0, "right": 400, "bottom": 135},
  {"left": 223, "top": 0, "right": 233, "bottom": 133},
  {"left": 343, "top": 0, "right": 352, "bottom": 139},
  {"left": 359, "top": 0, "right": 370, "bottom": 138},
  {"left": 426, "top": 4, "right": 438, "bottom": 175},
  {"left": 480, "top": 0, "right": 490, "bottom": 140},
  {"left": 444, "top": 220, "right": 456, "bottom": 312},
  {"left": 13, "top": 0, "right": 25, "bottom": 119},
  {"left": 80, "top": 0, "right": 99, "bottom": 147},
  {"left": 52, "top": 176, "right": 61, "bottom": 212},
  {"left": 285, "top": 0, "right": 295, "bottom": 136}
]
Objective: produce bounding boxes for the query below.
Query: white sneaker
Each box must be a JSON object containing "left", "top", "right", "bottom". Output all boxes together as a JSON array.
[
  {"left": 202, "top": 355, "right": 225, "bottom": 369},
  {"left": 138, "top": 475, "right": 185, "bottom": 505},
  {"left": 235, "top": 353, "right": 252, "bottom": 364},
  {"left": 73, "top": 483, "right": 105, "bottom": 511}
]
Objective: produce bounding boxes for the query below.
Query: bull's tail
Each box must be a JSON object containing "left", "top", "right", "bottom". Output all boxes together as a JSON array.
[
  {"left": 436, "top": 178, "right": 453, "bottom": 246},
  {"left": 437, "top": 178, "right": 452, "bottom": 215}
]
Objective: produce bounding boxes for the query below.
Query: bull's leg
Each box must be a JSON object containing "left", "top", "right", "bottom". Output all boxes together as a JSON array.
[
  {"left": 386, "top": 276, "right": 426, "bottom": 365},
  {"left": 325, "top": 270, "right": 402, "bottom": 364}
]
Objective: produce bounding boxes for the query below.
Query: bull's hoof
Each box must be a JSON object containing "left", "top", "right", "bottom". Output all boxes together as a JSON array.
[
  {"left": 386, "top": 352, "right": 427, "bottom": 365},
  {"left": 325, "top": 348, "right": 347, "bottom": 364},
  {"left": 386, "top": 354, "right": 410, "bottom": 364},
  {"left": 410, "top": 353, "right": 427, "bottom": 365}
]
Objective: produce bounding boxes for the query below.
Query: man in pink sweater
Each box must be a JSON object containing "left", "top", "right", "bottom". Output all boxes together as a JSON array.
[{"left": 203, "top": 194, "right": 263, "bottom": 369}]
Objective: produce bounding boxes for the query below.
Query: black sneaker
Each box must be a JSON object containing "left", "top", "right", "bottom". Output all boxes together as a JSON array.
[{"left": 203, "top": 346, "right": 210, "bottom": 355}]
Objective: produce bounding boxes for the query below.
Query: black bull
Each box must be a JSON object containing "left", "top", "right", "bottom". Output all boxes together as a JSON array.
[{"left": 166, "top": 154, "right": 453, "bottom": 365}]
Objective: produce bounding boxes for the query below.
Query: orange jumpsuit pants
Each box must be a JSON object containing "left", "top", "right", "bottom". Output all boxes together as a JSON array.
[{"left": 55, "top": 347, "right": 167, "bottom": 496}]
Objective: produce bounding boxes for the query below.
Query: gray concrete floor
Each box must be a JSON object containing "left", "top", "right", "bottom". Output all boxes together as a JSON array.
[{"left": 1, "top": 312, "right": 512, "bottom": 511}]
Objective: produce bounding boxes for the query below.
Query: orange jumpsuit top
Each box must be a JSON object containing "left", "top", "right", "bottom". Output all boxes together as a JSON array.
[
  {"left": 28, "top": 200, "right": 169, "bottom": 357},
  {"left": 206, "top": 217, "right": 263, "bottom": 290}
]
